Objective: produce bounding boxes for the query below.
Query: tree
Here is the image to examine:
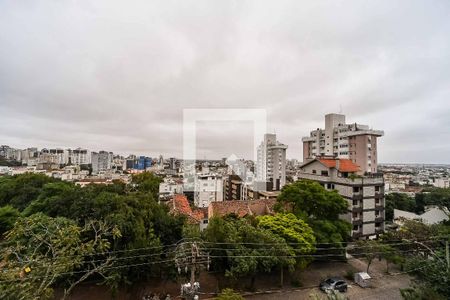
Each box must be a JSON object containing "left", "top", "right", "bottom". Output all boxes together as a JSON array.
[
  {"left": 204, "top": 216, "right": 296, "bottom": 289},
  {"left": 0, "top": 205, "right": 19, "bottom": 235},
  {"left": 276, "top": 180, "right": 348, "bottom": 220},
  {"left": 0, "top": 173, "right": 58, "bottom": 210},
  {"left": 402, "top": 252, "right": 450, "bottom": 299},
  {"left": 350, "top": 240, "right": 385, "bottom": 273},
  {"left": 401, "top": 284, "right": 447, "bottom": 300},
  {"left": 0, "top": 213, "right": 119, "bottom": 300},
  {"left": 131, "top": 172, "right": 162, "bottom": 195},
  {"left": 276, "top": 180, "right": 351, "bottom": 245},
  {"left": 415, "top": 187, "right": 450, "bottom": 214},
  {"left": 385, "top": 193, "right": 416, "bottom": 221},
  {"left": 256, "top": 213, "right": 316, "bottom": 268}
]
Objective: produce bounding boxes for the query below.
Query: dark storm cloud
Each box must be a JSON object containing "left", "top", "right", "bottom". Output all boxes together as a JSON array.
[{"left": 0, "top": 0, "right": 449, "bottom": 162}]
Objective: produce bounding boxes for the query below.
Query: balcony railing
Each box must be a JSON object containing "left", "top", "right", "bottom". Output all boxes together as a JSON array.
[{"left": 297, "top": 173, "right": 384, "bottom": 185}]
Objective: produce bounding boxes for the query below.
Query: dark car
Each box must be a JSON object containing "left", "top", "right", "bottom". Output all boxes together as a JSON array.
[{"left": 319, "top": 277, "right": 348, "bottom": 293}]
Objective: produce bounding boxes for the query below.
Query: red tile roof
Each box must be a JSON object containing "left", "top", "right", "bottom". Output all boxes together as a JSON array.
[
  {"left": 169, "top": 194, "right": 204, "bottom": 224},
  {"left": 208, "top": 199, "right": 276, "bottom": 219},
  {"left": 318, "top": 158, "right": 360, "bottom": 173}
]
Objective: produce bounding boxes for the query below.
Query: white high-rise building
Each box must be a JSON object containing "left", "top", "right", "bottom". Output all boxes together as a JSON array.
[
  {"left": 256, "top": 133, "right": 288, "bottom": 191},
  {"left": 68, "top": 148, "right": 91, "bottom": 165},
  {"left": 91, "top": 151, "right": 113, "bottom": 174},
  {"left": 194, "top": 174, "right": 223, "bottom": 208}
]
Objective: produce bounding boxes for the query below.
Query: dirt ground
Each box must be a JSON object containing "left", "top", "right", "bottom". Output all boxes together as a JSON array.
[
  {"left": 63, "top": 256, "right": 412, "bottom": 299},
  {"left": 244, "top": 256, "right": 412, "bottom": 300}
]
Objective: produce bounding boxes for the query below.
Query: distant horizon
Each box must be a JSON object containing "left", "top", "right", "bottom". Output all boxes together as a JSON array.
[{"left": 2, "top": 142, "right": 450, "bottom": 166}]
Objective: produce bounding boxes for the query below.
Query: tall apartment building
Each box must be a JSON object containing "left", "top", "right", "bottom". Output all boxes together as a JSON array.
[
  {"left": 256, "top": 133, "right": 288, "bottom": 191},
  {"left": 48, "top": 148, "right": 69, "bottom": 165},
  {"left": 91, "top": 151, "right": 113, "bottom": 174},
  {"left": 68, "top": 148, "right": 91, "bottom": 165},
  {"left": 298, "top": 158, "right": 385, "bottom": 239},
  {"left": 194, "top": 174, "right": 223, "bottom": 208},
  {"left": 302, "top": 113, "right": 383, "bottom": 173}
]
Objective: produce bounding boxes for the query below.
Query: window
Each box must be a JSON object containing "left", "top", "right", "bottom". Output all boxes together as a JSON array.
[
  {"left": 203, "top": 219, "right": 209, "bottom": 224},
  {"left": 353, "top": 200, "right": 358, "bottom": 206},
  {"left": 375, "top": 186, "right": 380, "bottom": 192},
  {"left": 312, "top": 170, "right": 316, "bottom": 174},
  {"left": 353, "top": 187, "right": 360, "bottom": 193},
  {"left": 321, "top": 170, "right": 329, "bottom": 176}
]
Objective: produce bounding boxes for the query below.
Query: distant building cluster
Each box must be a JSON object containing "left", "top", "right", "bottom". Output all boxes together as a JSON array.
[{"left": 1, "top": 113, "right": 391, "bottom": 240}]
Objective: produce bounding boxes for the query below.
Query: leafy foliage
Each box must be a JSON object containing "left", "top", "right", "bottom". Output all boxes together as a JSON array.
[
  {"left": 0, "top": 213, "right": 118, "bottom": 300},
  {"left": 0, "top": 173, "right": 184, "bottom": 293},
  {"left": 402, "top": 254, "right": 450, "bottom": 299},
  {"left": 385, "top": 193, "right": 416, "bottom": 221},
  {"left": 276, "top": 180, "right": 348, "bottom": 220},
  {"left": 257, "top": 213, "right": 316, "bottom": 267},
  {"left": 0, "top": 173, "right": 58, "bottom": 210},
  {"left": 204, "top": 216, "right": 298, "bottom": 283},
  {"left": 0, "top": 205, "right": 19, "bottom": 235},
  {"left": 215, "top": 288, "right": 244, "bottom": 300},
  {"left": 276, "top": 180, "right": 351, "bottom": 245}
]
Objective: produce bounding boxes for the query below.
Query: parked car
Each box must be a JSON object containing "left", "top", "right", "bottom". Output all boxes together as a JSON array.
[{"left": 319, "top": 277, "right": 348, "bottom": 293}]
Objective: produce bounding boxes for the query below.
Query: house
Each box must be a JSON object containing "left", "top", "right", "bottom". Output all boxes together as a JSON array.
[
  {"left": 394, "top": 206, "right": 449, "bottom": 225},
  {"left": 167, "top": 194, "right": 208, "bottom": 230},
  {"left": 208, "top": 199, "right": 276, "bottom": 219}
]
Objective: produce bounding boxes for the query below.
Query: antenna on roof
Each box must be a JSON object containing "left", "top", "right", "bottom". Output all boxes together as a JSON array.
[{"left": 339, "top": 104, "right": 343, "bottom": 114}]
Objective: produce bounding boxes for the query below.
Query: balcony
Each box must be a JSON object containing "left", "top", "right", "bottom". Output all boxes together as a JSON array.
[
  {"left": 352, "top": 218, "right": 363, "bottom": 225},
  {"left": 297, "top": 173, "right": 383, "bottom": 186},
  {"left": 352, "top": 231, "right": 363, "bottom": 238},
  {"left": 352, "top": 194, "right": 363, "bottom": 200},
  {"left": 375, "top": 217, "right": 384, "bottom": 223},
  {"left": 352, "top": 205, "right": 363, "bottom": 213}
]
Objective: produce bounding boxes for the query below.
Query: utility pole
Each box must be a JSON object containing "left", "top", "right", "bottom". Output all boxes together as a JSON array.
[
  {"left": 190, "top": 242, "right": 197, "bottom": 285},
  {"left": 175, "top": 239, "right": 209, "bottom": 300},
  {"left": 446, "top": 240, "right": 449, "bottom": 272}
]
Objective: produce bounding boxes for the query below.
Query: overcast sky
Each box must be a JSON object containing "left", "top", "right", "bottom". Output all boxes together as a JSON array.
[{"left": 1, "top": 1, "right": 449, "bottom": 163}]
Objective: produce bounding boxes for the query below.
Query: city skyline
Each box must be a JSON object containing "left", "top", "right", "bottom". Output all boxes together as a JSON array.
[{"left": 1, "top": 1, "right": 450, "bottom": 164}]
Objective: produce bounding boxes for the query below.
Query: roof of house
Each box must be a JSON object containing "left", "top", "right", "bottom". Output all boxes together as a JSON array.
[
  {"left": 394, "top": 207, "right": 449, "bottom": 225},
  {"left": 318, "top": 158, "right": 360, "bottom": 172},
  {"left": 209, "top": 199, "right": 276, "bottom": 218},
  {"left": 168, "top": 194, "right": 205, "bottom": 224}
]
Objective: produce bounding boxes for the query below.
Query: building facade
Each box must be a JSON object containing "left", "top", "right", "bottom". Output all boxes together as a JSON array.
[
  {"left": 194, "top": 174, "right": 223, "bottom": 208},
  {"left": 298, "top": 158, "right": 385, "bottom": 239},
  {"left": 256, "top": 133, "right": 288, "bottom": 191},
  {"left": 302, "top": 113, "right": 383, "bottom": 173}
]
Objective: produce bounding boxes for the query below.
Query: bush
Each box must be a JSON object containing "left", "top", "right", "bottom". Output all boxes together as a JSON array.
[
  {"left": 215, "top": 288, "right": 244, "bottom": 300},
  {"left": 291, "top": 279, "right": 303, "bottom": 287},
  {"left": 344, "top": 270, "right": 354, "bottom": 281}
]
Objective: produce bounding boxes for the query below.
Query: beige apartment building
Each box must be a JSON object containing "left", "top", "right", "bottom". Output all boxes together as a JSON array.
[
  {"left": 302, "top": 113, "right": 383, "bottom": 173},
  {"left": 256, "top": 133, "right": 288, "bottom": 191},
  {"left": 298, "top": 158, "right": 385, "bottom": 239}
]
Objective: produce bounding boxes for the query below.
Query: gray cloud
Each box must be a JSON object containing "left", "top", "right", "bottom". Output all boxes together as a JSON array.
[{"left": 0, "top": 0, "right": 449, "bottom": 163}]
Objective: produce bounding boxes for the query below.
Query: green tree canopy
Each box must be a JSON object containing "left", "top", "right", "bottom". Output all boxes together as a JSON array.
[
  {"left": 0, "top": 213, "right": 119, "bottom": 300},
  {"left": 0, "top": 205, "right": 19, "bottom": 235},
  {"left": 276, "top": 180, "right": 348, "bottom": 220},
  {"left": 385, "top": 193, "right": 416, "bottom": 221},
  {"left": 204, "top": 216, "right": 297, "bottom": 285},
  {"left": 256, "top": 213, "right": 315, "bottom": 267},
  {"left": 0, "top": 173, "right": 58, "bottom": 210},
  {"left": 276, "top": 180, "right": 351, "bottom": 245}
]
